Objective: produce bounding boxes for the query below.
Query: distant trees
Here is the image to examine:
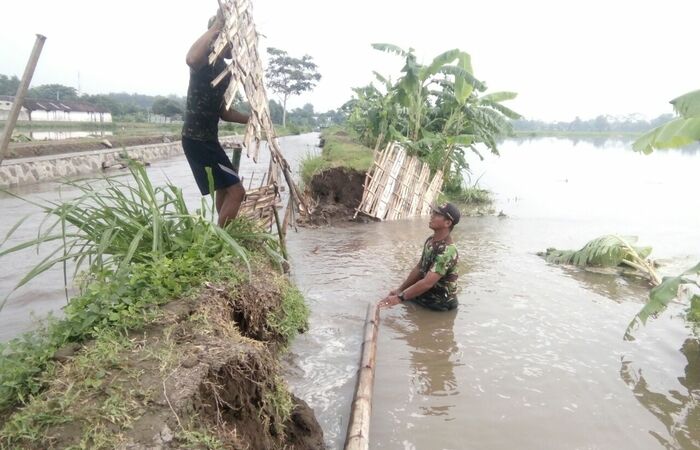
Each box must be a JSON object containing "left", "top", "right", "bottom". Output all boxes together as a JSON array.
[
  {"left": 151, "top": 97, "right": 184, "bottom": 119},
  {"left": 512, "top": 114, "right": 677, "bottom": 134},
  {"left": 0, "top": 71, "right": 344, "bottom": 128},
  {"left": 27, "top": 84, "right": 78, "bottom": 101},
  {"left": 265, "top": 48, "right": 321, "bottom": 127},
  {"left": 0, "top": 75, "right": 20, "bottom": 96}
]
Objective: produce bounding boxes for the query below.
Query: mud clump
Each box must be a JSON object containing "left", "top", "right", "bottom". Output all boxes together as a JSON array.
[{"left": 301, "top": 167, "right": 373, "bottom": 227}]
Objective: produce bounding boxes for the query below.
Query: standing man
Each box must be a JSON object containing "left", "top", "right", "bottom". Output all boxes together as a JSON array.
[
  {"left": 182, "top": 12, "right": 249, "bottom": 227},
  {"left": 379, "top": 203, "right": 461, "bottom": 311}
]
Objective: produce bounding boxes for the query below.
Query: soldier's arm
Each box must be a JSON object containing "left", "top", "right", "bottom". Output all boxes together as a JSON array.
[
  {"left": 220, "top": 107, "right": 249, "bottom": 124},
  {"left": 390, "top": 265, "right": 421, "bottom": 295},
  {"left": 186, "top": 18, "right": 222, "bottom": 71},
  {"left": 399, "top": 271, "right": 441, "bottom": 301}
]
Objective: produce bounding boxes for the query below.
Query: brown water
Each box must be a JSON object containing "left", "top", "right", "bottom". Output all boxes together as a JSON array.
[
  {"left": 283, "top": 137, "right": 700, "bottom": 449},
  {"left": 1, "top": 134, "right": 699, "bottom": 449}
]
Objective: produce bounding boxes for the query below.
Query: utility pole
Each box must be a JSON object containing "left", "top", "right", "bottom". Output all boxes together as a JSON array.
[{"left": 0, "top": 34, "right": 46, "bottom": 166}]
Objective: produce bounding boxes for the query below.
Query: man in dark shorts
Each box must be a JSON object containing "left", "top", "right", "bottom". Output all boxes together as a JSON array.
[
  {"left": 379, "top": 203, "right": 461, "bottom": 311},
  {"left": 182, "top": 12, "right": 250, "bottom": 227}
]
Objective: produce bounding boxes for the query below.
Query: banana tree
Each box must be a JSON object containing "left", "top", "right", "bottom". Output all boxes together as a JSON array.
[
  {"left": 371, "top": 44, "right": 485, "bottom": 142},
  {"left": 345, "top": 78, "right": 405, "bottom": 151},
  {"left": 625, "top": 262, "right": 700, "bottom": 339},
  {"left": 634, "top": 89, "right": 700, "bottom": 154}
]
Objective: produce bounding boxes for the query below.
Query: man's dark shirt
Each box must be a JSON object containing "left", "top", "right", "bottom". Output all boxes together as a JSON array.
[{"left": 182, "top": 59, "right": 228, "bottom": 141}]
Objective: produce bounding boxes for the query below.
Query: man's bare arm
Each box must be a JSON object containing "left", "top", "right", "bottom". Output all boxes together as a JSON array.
[
  {"left": 220, "top": 107, "right": 249, "bottom": 124},
  {"left": 186, "top": 18, "right": 222, "bottom": 71}
]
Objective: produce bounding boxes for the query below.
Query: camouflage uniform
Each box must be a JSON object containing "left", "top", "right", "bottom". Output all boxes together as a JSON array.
[{"left": 412, "top": 236, "right": 459, "bottom": 311}]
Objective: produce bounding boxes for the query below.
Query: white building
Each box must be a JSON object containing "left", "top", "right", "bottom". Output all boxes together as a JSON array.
[
  {"left": 0, "top": 96, "right": 30, "bottom": 121},
  {"left": 0, "top": 95, "right": 112, "bottom": 123}
]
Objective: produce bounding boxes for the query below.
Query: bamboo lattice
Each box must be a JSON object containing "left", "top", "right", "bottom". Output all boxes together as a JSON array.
[
  {"left": 210, "top": 0, "right": 307, "bottom": 214},
  {"left": 355, "top": 142, "right": 443, "bottom": 221},
  {"left": 238, "top": 183, "right": 278, "bottom": 229}
]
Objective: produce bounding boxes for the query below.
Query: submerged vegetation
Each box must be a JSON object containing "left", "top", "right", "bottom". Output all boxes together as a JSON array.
[
  {"left": 0, "top": 166, "right": 315, "bottom": 448},
  {"left": 541, "top": 235, "right": 700, "bottom": 338}
]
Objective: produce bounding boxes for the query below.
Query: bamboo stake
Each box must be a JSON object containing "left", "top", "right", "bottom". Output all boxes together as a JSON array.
[
  {"left": 0, "top": 34, "right": 46, "bottom": 166},
  {"left": 344, "top": 301, "right": 381, "bottom": 450}
]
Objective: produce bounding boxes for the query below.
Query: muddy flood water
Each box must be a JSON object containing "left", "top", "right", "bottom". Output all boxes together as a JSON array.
[{"left": 1, "top": 134, "right": 699, "bottom": 449}]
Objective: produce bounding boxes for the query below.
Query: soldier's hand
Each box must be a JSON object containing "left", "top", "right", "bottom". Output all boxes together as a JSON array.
[{"left": 379, "top": 295, "right": 401, "bottom": 309}]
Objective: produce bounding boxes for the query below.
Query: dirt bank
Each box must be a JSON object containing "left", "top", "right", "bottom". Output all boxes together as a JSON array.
[
  {"left": 300, "top": 166, "right": 498, "bottom": 227},
  {"left": 0, "top": 275, "right": 324, "bottom": 449},
  {"left": 6, "top": 135, "right": 181, "bottom": 159},
  {"left": 301, "top": 167, "right": 370, "bottom": 226}
]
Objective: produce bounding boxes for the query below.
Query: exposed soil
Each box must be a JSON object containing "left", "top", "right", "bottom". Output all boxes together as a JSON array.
[
  {"left": 300, "top": 167, "right": 374, "bottom": 227},
  {"left": 6, "top": 135, "right": 180, "bottom": 159},
  {"left": 300, "top": 167, "right": 499, "bottom": 227},
  {"left": 1, "top": 276, "right": 324, "bottom": 449}
]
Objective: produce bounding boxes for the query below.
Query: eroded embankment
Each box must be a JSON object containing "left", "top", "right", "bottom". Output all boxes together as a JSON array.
[
  {"left": 300, "top": 167, "right": 369, "bottom": 226},
  {"left": 0, "top": 271, "right": 324, "bottom": 449}
]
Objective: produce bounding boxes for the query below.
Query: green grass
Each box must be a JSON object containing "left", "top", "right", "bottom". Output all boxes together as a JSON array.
[
  {"left": 0, "top": 165, "right": 312, "bottom": 448},
  {"left": 268, "top": 283, "right": 309, "bottom": 346},
  {"left": 0, "top": 165, "right": 283, "bottom": 412},
  {"left": 443, "top": 185, "right": 492, "bottom": 205},
  {"left": 300, "top": 126, "right": 374, "bottom": 183}
]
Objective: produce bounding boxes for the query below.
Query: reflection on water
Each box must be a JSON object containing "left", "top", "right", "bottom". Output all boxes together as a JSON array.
[
  {"left": 621, "top": 338, "right": 700, "bottom": 448},
  {"left": 390, "top": 307, "right": 460, "bottom": 413},
  {"left": 27, "top": 130, "right": 113, "bottom": 141},
  {"left": 511, "top": 136, "right": 700, "bottom": 154},
  {"left": 552, "top": 264, "right": 652, "bottom": 302}
]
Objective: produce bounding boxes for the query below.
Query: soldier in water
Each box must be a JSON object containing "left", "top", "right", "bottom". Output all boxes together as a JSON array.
[{"left": 379, "top": 203, "right": 461, "bottom": 311}]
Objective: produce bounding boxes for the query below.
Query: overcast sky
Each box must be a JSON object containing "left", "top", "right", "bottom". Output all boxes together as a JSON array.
[{"left": 1, "top": 0, "right": 697, "bottom": 121}]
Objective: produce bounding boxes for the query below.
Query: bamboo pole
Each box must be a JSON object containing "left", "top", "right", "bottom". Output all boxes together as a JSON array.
[
  {"left": 344, "top": 301, "right": 381, "bottom": 450},
  {"left": 0, "top": 34, "right": 46, "bottom": 166}
]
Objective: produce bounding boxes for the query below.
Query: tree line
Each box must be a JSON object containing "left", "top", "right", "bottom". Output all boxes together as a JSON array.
[
  {"left": 512, "top": 114, "right": 676, "bottom": 133},
  {"left": 0, "top": 45, "right": 344, "bottom": 128}
]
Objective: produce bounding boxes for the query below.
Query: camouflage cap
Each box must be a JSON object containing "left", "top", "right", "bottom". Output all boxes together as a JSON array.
[{"left": 431, "top": 202, "right": 461, "bottom": 225}]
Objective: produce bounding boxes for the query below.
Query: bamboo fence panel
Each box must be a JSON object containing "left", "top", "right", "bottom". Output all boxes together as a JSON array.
[
  {"left": 374, "top": 144, "right": 405, "bottom": 219},
  {"left": 210, "top": 0, "right": 307, "bottom": 215},
  {"left": 356, "top": 142, "right": 444, "bottom": 221}
]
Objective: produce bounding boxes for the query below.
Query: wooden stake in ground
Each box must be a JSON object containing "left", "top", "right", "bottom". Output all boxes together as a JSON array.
[
  {"left": 344, "top": 301, "right": 381, "bottom": 450},
  {"left": 0, "top": 34, "right": 46, "bottom": 166}
]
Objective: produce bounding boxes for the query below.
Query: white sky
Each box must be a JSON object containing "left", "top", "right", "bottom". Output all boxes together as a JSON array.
[{"left": 1, "top": 0, "right": 697, "bottom": 121}]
